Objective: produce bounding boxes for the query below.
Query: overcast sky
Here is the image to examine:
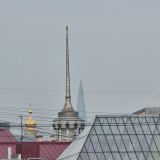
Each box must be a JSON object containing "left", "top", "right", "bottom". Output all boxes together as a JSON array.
[{"left": 0, "top": 0, "right": 160, "bottom": 123}]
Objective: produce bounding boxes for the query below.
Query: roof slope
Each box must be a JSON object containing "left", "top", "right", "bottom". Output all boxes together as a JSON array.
[
  {"left": 57, "top": 123, "right": 92, "bottom": 160},
  {"left": 0, "top": 142, "right": 70, "bottom": 160},
  {"left": 0, "top": 129, "right": 16, "bottom": 142},
  {"left": 57, "top": 115, "right": 160, "bottom": 160},
  {"left": 0, "top": 143, "right": 16, "bottom": 159},
  {"left": 40, "top": 142, "right": 70, "bottom": 160}
]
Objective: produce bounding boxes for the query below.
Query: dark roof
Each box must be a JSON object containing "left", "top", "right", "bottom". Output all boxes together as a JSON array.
[
  {"left": 0, "top": 129, "right": 70, "bottom": 159},
  {"left": 0, "top": 129, "right": 17, "bottom": 159},
  {"left": 0, "top": 122, "right": 10, "bottom": 129},
  {"left": 0, "top": 142, "right": 70, "bottom": 160},
  {"left": 0, "top": 143, "right": 16, "bottom": 159},
  {"left": 0, "top": 129, "right": 16, "bottom": 142},
  {"left": 40, "top": 142, "right": 70, "bottom": 160}
]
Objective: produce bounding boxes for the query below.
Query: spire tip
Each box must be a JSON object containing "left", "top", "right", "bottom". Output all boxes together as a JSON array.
[{"left": 66, "top": 26, "right": 68, "bottom": 32}]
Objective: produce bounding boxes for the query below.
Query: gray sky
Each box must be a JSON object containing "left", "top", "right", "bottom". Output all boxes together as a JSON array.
[{"left": 0, "top": 0, "right": 160, "bottom": 123}]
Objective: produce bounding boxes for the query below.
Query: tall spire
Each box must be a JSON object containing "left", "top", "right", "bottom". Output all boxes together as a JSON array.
[
  {"left": 58, "top": 26, "right": 78, "bottom": 117},
  {"left": 65, "top": 26, "right": 71, "bottom": 102},
  {"left": 62, "top": 26, "right": 75, "bottom": 113},
  {"left": 53, "top": 27, "right": 84, "bottom": 142}
]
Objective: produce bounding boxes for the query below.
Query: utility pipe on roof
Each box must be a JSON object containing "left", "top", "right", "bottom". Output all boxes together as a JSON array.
[{"left": 8, "top": 147, "right": 11, "bottom": 159}]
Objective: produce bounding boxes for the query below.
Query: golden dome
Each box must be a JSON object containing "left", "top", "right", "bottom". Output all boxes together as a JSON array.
[
  {"left": 25, "top": 107, "right": 37, "bottom": 130},
  {"left": 25, "top": 119, "right": 36, "bottom": 126}
]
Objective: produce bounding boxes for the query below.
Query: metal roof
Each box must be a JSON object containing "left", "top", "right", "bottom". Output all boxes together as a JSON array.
[
  {"left": 0, "top": 127, "right": 70, "bottom": 160},
  {"left": 40, "top": 142, "right": 70, "bottom": 160},
  {"left": 58, "top": 115, "right": 160, "bottom": 160},
  {"left": 0, "top": 142, "right": 70, "bottom": 160},
  {"left": 0, "top": 129, "right": 16, "bottom": 142},
  {"left": 133, "top": 107, "right": 160, "bottom": 115},
  {"left": 0, "top": 143, "right": 16, "bottom": 159}
]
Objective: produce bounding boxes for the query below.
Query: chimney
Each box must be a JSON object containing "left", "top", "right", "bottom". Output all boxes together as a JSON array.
[{"left": 8, "top": 147, "right": 12, "bottom": 159}]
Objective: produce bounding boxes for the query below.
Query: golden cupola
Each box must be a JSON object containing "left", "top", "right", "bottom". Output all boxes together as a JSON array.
[{"left": 25, "top": 107, "right": 37, "bottom": 132}]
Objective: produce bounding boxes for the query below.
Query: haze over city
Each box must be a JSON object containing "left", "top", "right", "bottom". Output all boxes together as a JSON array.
[{"left": 0, "top": 0, "right": 160, "bottom": 124}]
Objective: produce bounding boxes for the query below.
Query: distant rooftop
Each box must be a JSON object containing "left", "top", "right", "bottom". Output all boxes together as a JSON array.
[
  {"left": 0, "top": 142, "right": 70, "bottom": 160},
  {"left": 0, "top": 122, "right": 10, "bottom": 130},
  {"left": 0, "top": 128, "right": 16, "bottom": 142},
  {"left": 133, "top": 107, "right": 160, "bottom": 115}
]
